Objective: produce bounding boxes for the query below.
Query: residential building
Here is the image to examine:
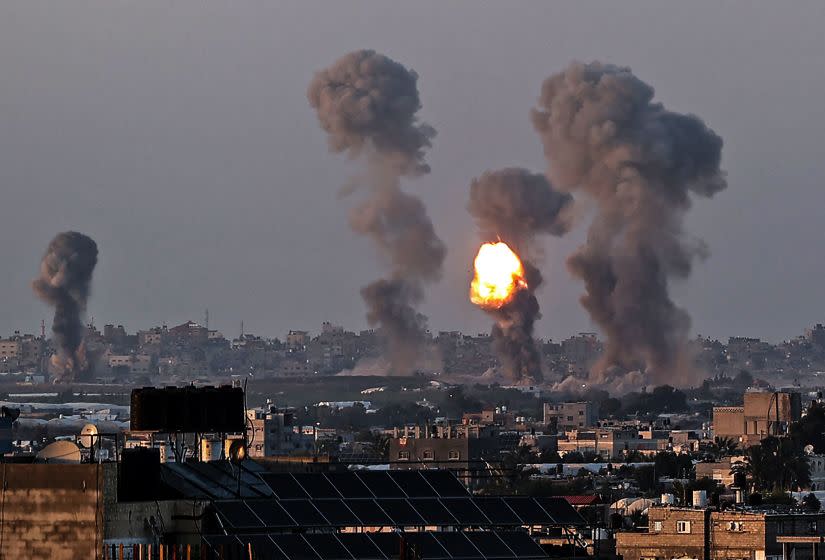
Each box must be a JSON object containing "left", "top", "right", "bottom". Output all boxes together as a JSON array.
[
  {"left": 543, "top": 401, "right": 599, "bottom": 431},
  {"left": 617, "top": 505, "right": 825, "bottom": 560},
  {"left": 558, "top": 427, "right": 667, "bottom": 458},
  {"left": 714, "top": 390, "right": 802, "bottom": 446}
]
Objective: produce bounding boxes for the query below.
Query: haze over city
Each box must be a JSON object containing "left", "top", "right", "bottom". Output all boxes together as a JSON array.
[{"left": 1, "top": 2, "right": 824, "bottom": 346}]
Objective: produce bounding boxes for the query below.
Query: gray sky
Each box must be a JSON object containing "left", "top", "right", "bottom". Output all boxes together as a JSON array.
[{"left": 1, "top": 2, "right": 823, "bottom": 344}]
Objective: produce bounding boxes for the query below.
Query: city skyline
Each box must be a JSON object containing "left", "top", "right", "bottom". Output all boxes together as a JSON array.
[{"left": 1, "top": 3, "right": 824, "bottom": 345}]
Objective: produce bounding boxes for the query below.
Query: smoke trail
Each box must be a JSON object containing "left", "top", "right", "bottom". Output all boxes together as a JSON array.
[
  {"left": 308, "top": 50, "right": 445, "bottom": 374},
  {"left": 531, "top": 62, "right": 726, "bottom": 388},
  {"left": 468, "top": 168, "right": 573, "bottom": 383},
  {"left": 32, "top": 231, "right": 98, "bottom": 382}
]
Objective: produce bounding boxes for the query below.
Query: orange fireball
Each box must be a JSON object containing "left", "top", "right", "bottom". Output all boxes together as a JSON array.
[{"left": 470, "top": 242, "right": 527, "bottom": 308}]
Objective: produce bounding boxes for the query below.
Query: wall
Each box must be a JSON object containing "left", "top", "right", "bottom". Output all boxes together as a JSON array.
[
  {"left": 616, "top": 507, "right": 708, "bottom": 560},
  {"left": 0, "top": 463, "right": 105, "bottom": 560}
]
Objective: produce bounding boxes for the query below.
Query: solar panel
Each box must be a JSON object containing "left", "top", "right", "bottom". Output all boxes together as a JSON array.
[
  {"left": 465, "top": 532, "right": 516, "bottom": 558},
  {"left": 366, "top": 532, "right": 401, "bottom": 559},
  {"left": 203, "top": 461, "right": 274, "bottom": 497},
  {"left": 246, "top": 500, "right": 296, "bottom": 528},
  {"left": 213, "top": 501, "right": 263, "bottom": 530},
  {"left": 292, "top": 473, "right": 342, "bottom": 499},
  {"left": 324, "top": 472, "right": 373, "bottom": 499},
  {"left": 356, "top": 471, "right": 405, "bottom": 498},
  {"left": 433, "top": 532, "right": 484, "bottom": 559},
  {"left": 270, "top": 534, "right": 321, "bottom": 560},
  {"left": 278, "top": 500, "right": 328, "bottom": 526},
  {"left": 409, "top": 498, "right": 458, "bottom": 525},
  {"left": 312, "top": 499, "right": 360, "bottom": 526},
  {"left": 473, "top": 497, "right": 521, "bottom": 525},
  {"left": 534, "top": 497, "right": 586, "bottom": 525},
  {"left": 343, "top": 499, "right": 393, "bottom": 526},
  {"left": 379, "top": 498, "right": 426, "bottom": 526},
  {"left": 244, "top": 535, "right": 289, "bottom": 560},
  {"left": 260, "top": 473, "right": 309, "bottom": 499},
  {"left": 388, "top": 471, "right": 439, "bottom": 497},
  {"left": 403, "top": 532, "right": 451, "bottom": 559},
  {"left": 420, "top": 471, "right": 469, "bottom": 497},
  {"left": 203, "top": 535, "right": 243, "bottom": 559},
  {"left": 336, "top": 533, "right": 387, "bottom": 560},
  {"left": 502, "top": 497, "right": 553, "bottom": 525},
  {"left": 495, "top": 531, "right": 547, "bottom": 558},
  {"left": 303, "top": 534, "right": 351, "bottom": 560},
  {"left": 440, "top": 498, "right": 490, "bottom": 525}
]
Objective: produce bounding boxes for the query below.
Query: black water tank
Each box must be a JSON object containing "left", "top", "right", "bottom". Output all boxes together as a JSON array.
[{"left": 118, "top": 447, "right": 160, "bottom": 501}]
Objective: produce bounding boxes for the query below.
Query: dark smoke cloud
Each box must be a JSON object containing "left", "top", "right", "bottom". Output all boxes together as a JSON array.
[
  {"left": 468, "top": 168, "right": 573, "bottom": 383},
  {"left": 308, "top": 50, "right": 445, "bottom": 374},
  {"left": 531, "top": 61, "right": 726, "bottom": 388},
  {"left": 32, "top": 231, "right": 98, "bottom": 382}
]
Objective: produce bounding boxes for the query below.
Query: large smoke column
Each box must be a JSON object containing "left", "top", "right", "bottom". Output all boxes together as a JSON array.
[
  {"left": 308, "top": 50, "right": 445, "bottom": 374},
  {"left": 468, "top": 168, "right": 573, "bottom": 383},
  {"left": 32, "top": 231, "right": 99, "bottom": 382},
  {"left": 531, "top": 62, "right": 727, "bottom": 387}
]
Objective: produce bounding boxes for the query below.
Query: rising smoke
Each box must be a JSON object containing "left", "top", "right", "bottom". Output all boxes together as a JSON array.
[
  {"left": 531, "top": 62, "right": 726, "bottom": 388},
  {"left": 308, "top": 50, "right": 445, "bottom": 374},
  {"left": 468, "top": 168, "right": 573, "bottom": 383},
  {"left": 32, "top": 231, "right": 99, "bottom": 382}
]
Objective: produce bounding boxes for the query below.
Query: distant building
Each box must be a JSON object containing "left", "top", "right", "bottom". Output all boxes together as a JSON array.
[
  {"left": 713, "top": 390, "right": 802, "bottom": 446},
  {"left": 286, "top": 330, "right": 310, "bottom": 351},
  {"left": 558, "top": 427, "right": 667, "bottom": 459},
  {"left": 543, "top": 401, "right": 598, "bottom": 432},
  {"left": 389, "top": 424, "right": 519, "bottom": 487},
  {"left": 695, "top": 456, "right": 740, "bottom": 487}
]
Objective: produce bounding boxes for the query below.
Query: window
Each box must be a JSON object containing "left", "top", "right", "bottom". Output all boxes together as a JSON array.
[
  {"left": 727, "top": 521, "right": 744, "bottom": 532},
  {"left": 448, "top": 450, "right": 461, "bottom": 461},
  {"left": 398, "top": 451, "right": 410, "bottom": 460},
  {"left": 567, "top": 416, "right": 574, "bottom": 421},
  {"left": 653, "top": 521, "right": 662, "bottom": 532},
  {"left": 810, "top": 521, "right": 818, "bottom": 534},
  {"left": 422, "top": 449, "right": 434, "bottom": 461},
  {"left": 579, "top": 410, "right": 584, "bottom": 415},
  {"left": 677, "top": 521, "right": 691, "bottom": 534}
]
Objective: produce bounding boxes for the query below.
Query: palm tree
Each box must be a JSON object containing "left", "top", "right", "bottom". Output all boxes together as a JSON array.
[
  {"left": 731, "top": 437, "right": 810, "bottom": 493},
  {"left": 715, "top": 436, "right": 739, "bottom": 457}
]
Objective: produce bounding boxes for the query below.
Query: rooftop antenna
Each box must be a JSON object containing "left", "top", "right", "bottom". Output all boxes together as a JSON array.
[
  {"left": 205, "top": 308, "right": 209, "bottom": 330},
  {"left": 40, "top": 319, "right": 45, "bottom": 339},
  {"left": 240, "top": 321, "right": 244, "bottom": 338}
]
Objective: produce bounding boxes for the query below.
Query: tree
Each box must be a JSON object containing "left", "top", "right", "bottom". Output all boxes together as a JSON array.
[
  {"left": 802, "top": 493, "right": 822, "bottom": 512},
  {"left": 791, "top": 402, "right": 825, "bottom": 453},
  {"left": 732, "top": 437, "right": 811, "bottom": 492}
]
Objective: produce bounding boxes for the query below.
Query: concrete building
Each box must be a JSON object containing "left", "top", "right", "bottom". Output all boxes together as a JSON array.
[
  {"left": 0, "top": 338, "right": 21, "bottom": 360},
  {"left": 714, "top": 390, "right": 802, "bottom": 446},
  {"left": 543, "top": 401, "right": 599, "bottom": 431},
  {"left": 617, "top": 505, "right": 825, "bottom": 560},
  {"left": 389, "top": 424, "right": 519, "bottom": 487},
  {"left": 286, "top": 330, "right": 310, "bottom": 351},
  {"left": 558, "top": 427, "right": 667, "bottom": 459},
  {"left": 695, "top": 456, "right": 741, "bottom": 487}
]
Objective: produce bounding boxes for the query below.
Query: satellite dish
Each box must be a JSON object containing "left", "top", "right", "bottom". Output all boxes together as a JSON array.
[
  {"left": 79, "top": 424, "right": 98, "bottom": 449},
  {"left": 36, "top": 441, "right": 81, "bottom": 464},
  {"left": 228, "top": 439, "right": 247, "bottom": 464}
]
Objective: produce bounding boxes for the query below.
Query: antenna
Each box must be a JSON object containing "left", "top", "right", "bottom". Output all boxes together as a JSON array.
[
  {"left": 240, "top": 321, "right": 244, "bottom": 338},
  {"left": 40, "top": 319, "right": 45, "bottom": 338},
  {"left": 205, "top": 308, "right": 209, "bottom": 330}
]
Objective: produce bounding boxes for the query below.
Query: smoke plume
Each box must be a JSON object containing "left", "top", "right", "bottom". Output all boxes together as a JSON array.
[
  {"left": 531, "top": 61, "right": 726, "bottom": 388},
  {"left": 32, "top": 231, "right": 99, "bottom": 382},
  {"left": 308, "top": 50, "right": 445, "bottom": 373},
  {"left": 468, "top": 168, "right": 573, "bottom": 383}
]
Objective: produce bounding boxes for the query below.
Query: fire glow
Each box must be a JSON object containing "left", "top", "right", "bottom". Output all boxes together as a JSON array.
[{"left": 470, "top": 242, "right": 527, "bottom": 309}]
